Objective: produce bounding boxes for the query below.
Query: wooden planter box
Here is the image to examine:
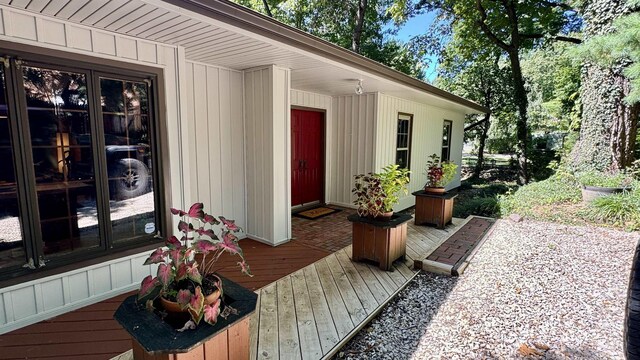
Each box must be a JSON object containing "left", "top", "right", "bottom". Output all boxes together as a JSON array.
[
  {"left": 413, "top": 190, "right": 457, "bottom": 229},
  {"left": 348, "top": 214, "right": 412, "bottom": 271},
  {"left": 114, "top": 276, "right": 257, "bottom": 360}
]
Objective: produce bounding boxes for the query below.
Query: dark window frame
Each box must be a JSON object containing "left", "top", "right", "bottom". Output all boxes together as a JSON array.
[
  {"left": 0, "top": 42, "right": 171, "bottom": 282},
  {"left": 396, "top": 112, "right": 413, "bottom": 171},
  {"left": 441, "top": 120, "right": 453, "bottom": 162}
]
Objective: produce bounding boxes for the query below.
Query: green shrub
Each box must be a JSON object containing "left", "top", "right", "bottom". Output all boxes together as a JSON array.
[
  {"left": 582, "top": 190, "right": 640, "bottom": 230},
  {"left": 576, "top": 170, "right": 633, "bottom": 188},
  {"left": 454, "top": 197, "right": 499, "bottom": 218},
  {"left": 498, "top": 174, "right": 582, "bottom": 217}
]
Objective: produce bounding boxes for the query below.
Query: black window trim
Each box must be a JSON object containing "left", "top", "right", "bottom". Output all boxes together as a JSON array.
[
  {"left": 396, "top": 112, "right": 413, "bottom": 171},
  {"left": 0, "top": 41, "right": 172, "bottom": 282},
  {"left": 442, "top": 119, "right": 453, "bottom": 162}
]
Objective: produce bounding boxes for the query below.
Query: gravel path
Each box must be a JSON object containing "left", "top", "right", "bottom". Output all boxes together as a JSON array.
[{"left": 336, "top": 219, "right": 639, "bottom": 360}]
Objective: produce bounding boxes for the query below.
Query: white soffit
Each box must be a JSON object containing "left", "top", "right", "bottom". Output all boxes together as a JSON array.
[{"left": 0, "top": 0, "right": 485, "bottom": 113}]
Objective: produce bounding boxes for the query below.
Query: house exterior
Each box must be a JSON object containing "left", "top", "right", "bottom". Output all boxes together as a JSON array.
[{"left": 0, "top": 0, "right": 487, "bottom": 335}]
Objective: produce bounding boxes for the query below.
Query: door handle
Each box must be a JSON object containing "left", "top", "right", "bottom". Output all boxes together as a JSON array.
[{"left": 303, "top": 160, "right": 307, "bottom": 169}]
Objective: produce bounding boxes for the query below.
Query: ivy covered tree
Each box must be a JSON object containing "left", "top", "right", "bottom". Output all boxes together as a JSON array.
[
  {"left": 232, "top": 0, "right": 426, "bottom": 79},
  {"left": 571, "top": 0, "right": 640, "bottom": 171},
  {"left": 391, "top": 0, "right": 582, "bottom": 184}
]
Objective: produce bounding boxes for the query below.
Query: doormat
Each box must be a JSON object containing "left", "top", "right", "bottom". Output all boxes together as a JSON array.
[{"left": 293, "top": 207, "right": 341, "bottom": 220}]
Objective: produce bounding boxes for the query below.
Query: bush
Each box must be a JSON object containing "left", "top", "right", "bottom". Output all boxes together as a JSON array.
[
  {"left": 582, "top": 190, "right": 640, "bottom": 230},
  {"left": 576, "top": 170, "right": 634, "bottom": 188},
  {"left": 498, "top": 173, "right": 582, "bottom": 217},
  {"left": 454, "top": 197, "right": 499, "bottom": 218}
]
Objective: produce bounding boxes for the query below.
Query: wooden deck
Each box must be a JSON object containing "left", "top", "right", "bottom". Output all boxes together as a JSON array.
[
  {"left": 248, "top": 218, "right": 465, "bottom": 360},
  {"left": 0, "top": 210, "right": 465, "bottom": 360}
]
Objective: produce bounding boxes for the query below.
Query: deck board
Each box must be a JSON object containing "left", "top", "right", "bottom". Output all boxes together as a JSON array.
[
  {"left": 301, "top": 265, "right": 339, "bottom": 354},
  {"left": 290, "top": 270, "right": 323, "bottom": 360}
]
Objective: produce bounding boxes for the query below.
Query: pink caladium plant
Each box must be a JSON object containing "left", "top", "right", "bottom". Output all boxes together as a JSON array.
[{"left": 137, "top": 202, "right": 252, "bottom": 327}]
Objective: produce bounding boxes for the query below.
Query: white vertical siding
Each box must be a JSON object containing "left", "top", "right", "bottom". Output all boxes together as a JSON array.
[
  {"left": 0, "top": 6, "right": 187, "bottom": 335},
  {"left": 244, "top": 66, "right": 291, "bottom": 245},
  {"left": 290, "top": 89, "right": 333, "bottom": 201},
  {"left": 183, "top": 61, "right": 246, "bottom": 224},
  {"left": 328, "top": 93, "right": 377, "bottom": 207},
  {"left": 376, "top": 93, "right": 466, "bottom": 210}
]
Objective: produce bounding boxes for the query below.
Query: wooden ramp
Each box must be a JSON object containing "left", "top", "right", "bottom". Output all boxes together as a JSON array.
[{"left": 249, "top": 217, "right": 466, "bottom": 360}]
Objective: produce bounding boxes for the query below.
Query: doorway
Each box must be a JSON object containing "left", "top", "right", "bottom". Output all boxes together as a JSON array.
[{"left": 291, "top": 108, "right": 325, "bottom": 207}]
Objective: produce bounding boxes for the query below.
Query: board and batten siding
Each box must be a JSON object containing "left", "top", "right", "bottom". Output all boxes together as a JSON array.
[
  {"left": 328, "top": 93, "right": 377, "bottom": 208},
  {"left": 0, "top": 5, "right": 188, "bottom": 334},
  {"left": 376, "top": 93, "right": 465, "bottom": 210},
  {"left": 244, "top": 66, "right": 291, "bottom": 245},
  {"left": 184, "top": 61, "right": 246, "bottom": 225},
  {"left": 290, "top": 89, "right": 333, "bottom": 203}
]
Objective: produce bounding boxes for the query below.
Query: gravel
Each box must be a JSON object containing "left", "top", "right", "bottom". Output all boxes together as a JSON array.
[{"left": 336, "top": 219, "right": 639, "bottom": 360}]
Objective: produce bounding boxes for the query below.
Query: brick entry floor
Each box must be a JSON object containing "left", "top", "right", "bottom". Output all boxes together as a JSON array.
[{"left": 291, "top": 206, "right": 357, "bottom": 253}]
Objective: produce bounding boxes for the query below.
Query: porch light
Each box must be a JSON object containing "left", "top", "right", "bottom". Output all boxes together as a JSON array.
[{"left": 355, "top": 79, "right": 364, "bottom": 95}]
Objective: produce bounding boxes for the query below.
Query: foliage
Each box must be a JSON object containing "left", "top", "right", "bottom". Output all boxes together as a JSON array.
[
  {"left": 425, "top": 154, "right": 457, "bottom": 187},
  {"left": 233, "top": 0, "right": 425, "bottom": 79},
  {"left": 576, "top": 170, "right": 635, "bottom": 188},
  {"left": 352, "top": 165, "right": 410, "bottom": 217},
  {"left": 581, "top": 191, "right": 640, "bottom": 230},
  {"left": 138, "top": 203, "right": 252, "bottom": 327},
  {"left": 498, "top": 173, "right": 582, "bottom": 217},
  {"left": 454, "top": 197, "right": 499, "bottom": 218}
]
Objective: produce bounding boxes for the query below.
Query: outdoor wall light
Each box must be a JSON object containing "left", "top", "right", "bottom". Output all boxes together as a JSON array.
[{"left": 355, "top": 79, "right": 364, "bottom": 95}]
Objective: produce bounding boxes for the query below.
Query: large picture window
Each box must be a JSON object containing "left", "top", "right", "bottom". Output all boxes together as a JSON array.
[
  {"left": 441, "top": 120, "right": 453, "bottom": 162},
  {"left": 0, "top": 52, "right": 165, "bottom": 278},
  {"left": 396, "top": 113, "right": 413, "bottom": 170}
]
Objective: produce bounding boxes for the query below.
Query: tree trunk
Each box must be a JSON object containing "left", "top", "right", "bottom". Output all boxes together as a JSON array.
[
  {"left": 507, "top": 50, "right": 529, "bottom": 184},
  {"left": 262, "top": 0, "right": 273, "bottom": 17},
  {"left": 570, "top": 0, "right": 637, "bottom": 171},
  {"left": 352, "top": 0, "right": 367, "bottom": 53},
  {"left": 473, "top": 114, "right": 491, "bottom": 178}
]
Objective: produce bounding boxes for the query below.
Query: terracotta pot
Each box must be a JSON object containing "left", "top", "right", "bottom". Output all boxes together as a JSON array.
[
  {"left": 424, "top": 186, "right": 446, "bottom": 194},
  {"left": 159, "top": 275, "right": 222, "bottom": 315},
  {"left": 375, "top": 211, "right": 394, "bottom": 219}
]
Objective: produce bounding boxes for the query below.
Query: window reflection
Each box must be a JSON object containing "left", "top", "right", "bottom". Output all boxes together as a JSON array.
[
  {"left": 23, "top": 66, "right": 100, "bottom": 258},
  {"left": 0, "top": 65, "right": 25, "bottom": 270},
  {"left": 100, "top": 78, "right": 155, "bottom": 242}
]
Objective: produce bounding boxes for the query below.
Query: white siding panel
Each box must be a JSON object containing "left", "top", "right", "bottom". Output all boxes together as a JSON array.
[
  {"left": 328, "top": 93, "right": 377, "bottom": 207},
  {"left": 40, "top": 279, "right": 64, "bottom": 311},
  {"left": 375, "top": 93, "right": 466, "bottom": 210},
  {"left": 92, "top": 266, "right": 112, "bottom": 295},
  {"left": 0, "top": 9, "right": 4, "bottom": 35},
  {"left": 66, "top": 25, "right": 92, "bottom": 51},
  {"left": 116, "top": 36, "right": 137, "bottom": 59},
  {"left": 183, "top": 61, "right": 246, "bottom": 225},
  {"left": 10, "top": 287, "right": 36, "bottom": 320},
  {"left": 38, "top": 18, "right": 66, "bottom": 46},
  {"left": 0, "top": 296, "right": 4, "bottom": 325},
  {"left": 244, "top": 66, "right": 290, "bottom": 245},
  {"left": 92, "top": 31, "right": 116, "bottom": 55},
  {"left": 112, "top": 261, "right": 133, "bottom": 289},
  {"left": 137, "top": 41, "right": 157, "bottom": 63},
  {"left": 9, "top": 11, "right": 37, "bottom": 40},
  {"left": 67, "top": 273, "right": 90, "bottom": 303}
]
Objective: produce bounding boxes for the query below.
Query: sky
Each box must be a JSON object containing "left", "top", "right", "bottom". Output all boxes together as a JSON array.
[{"left": 390, "top": 11, "right": 440, "bottom": 82}]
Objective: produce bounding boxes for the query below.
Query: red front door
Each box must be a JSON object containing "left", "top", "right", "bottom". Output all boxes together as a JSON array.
[{"left": 291, "top": 109, "right": 324, "bottom": 207}]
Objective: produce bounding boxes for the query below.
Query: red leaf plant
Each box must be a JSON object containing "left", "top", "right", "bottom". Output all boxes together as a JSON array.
[{"left": 138, "top": 202, "right": 252, "bottom": 327}]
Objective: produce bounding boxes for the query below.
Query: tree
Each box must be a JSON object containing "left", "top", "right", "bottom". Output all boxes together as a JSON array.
[
  {"left": 437, "top": 43, "right": 515, "bottom": 178},
  {"left": 571, "top": 0, "right": 640, "bottom": 171},
  {"left": 232, "top": 0, "right": 425, "bottom": 79},
  {"left": 391, "top": 0, "right": 582, "bottom": 184}
]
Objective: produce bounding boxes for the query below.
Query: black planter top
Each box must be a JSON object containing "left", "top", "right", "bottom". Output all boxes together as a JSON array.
[
  {"left": 412, "top": 190, "right": 458, "bottom": 199},
  {"left": 347, "top": 213, "right": 413, "bottom": 228},
  {"left": 114, "top": 275, "right": 257, "bottom": 355}
]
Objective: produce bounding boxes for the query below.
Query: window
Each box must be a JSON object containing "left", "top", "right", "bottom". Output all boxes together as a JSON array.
[
  {"left": 396, "top": 113, "right": 413, "bottom": 170},
  {"left": 0, "top": 52, "right": 165, "bottom": 278},
  {"left": 441, "top": 120, "right": 453, "bottom": 162}
]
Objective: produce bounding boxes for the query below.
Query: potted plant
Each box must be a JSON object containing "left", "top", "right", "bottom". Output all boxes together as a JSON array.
[
  {"left": 424, "top": 154, "right": 457, "bottom": 193},
  {"left": 137, "top": 202, "right": 252, "bottom": 328},
  {"left": 577, "top": 170, "right": 633, "bottom": 202},
  {"left": 352, "top": 164, "right": 410, "bottom": 218},
  {"left": 349, "top": 164, "right": 412, "bottom": 271}
]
